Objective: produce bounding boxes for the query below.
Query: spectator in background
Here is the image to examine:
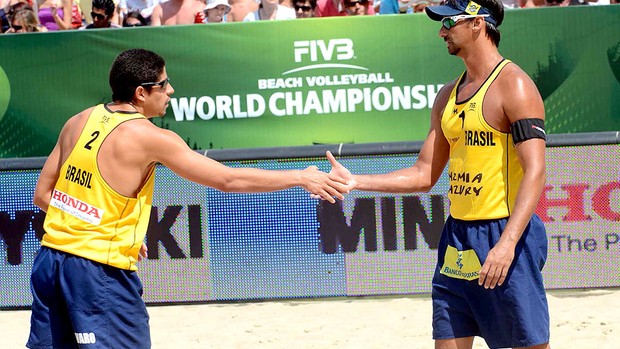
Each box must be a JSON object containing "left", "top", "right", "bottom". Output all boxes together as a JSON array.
[
  {"left": 541, "top": 0, "right": 564, "bottom": 5},
  {"left": 203, "top": 0, "right": 229, "bottom": 22},
  {"left": 81, "top": 0, "right": 120, "bottom": 28},
  {"left": 0, "top": 9, "right": 8, "bottom": 32},
  {"left": 586, "top": 0, "right": 610, "bottom": 5},
  {"left": 543, "top": 0, "right": 590, "bottom": 5},
  {"left": 6, "top": 5, "right": 48, "bottom": 32},
  {"left": 294, "top": 0, "right": 315, "bottom": 17},
  {"left": 343, "top": 0, "right": 369, "bottom": 15},
  {"left": 78, "top": 0, "right": 120, "bottom": 26},
  {"left": 519, "top": 0, "right": 544, "bottom": 6},
  {"left": 410, "top": 0, "right": 434, "bottom": 12},
  {"left": 0, "top": 0, "right": 16, "bottom": 32},
  {"left": 116, "top": 0, "right": 159, "bottom": 25},
  {"left": 315, "top": 0, "right": 343, "bottom": 16},
  {"left": 5, "top": 0, "right": 29, "bottom": 27},
  {"left": 316, "top": 0, "right": 358, "bottom": 15},
  {"left": 226, "top": 0, "right": 257, "bottom": 21},
  {"left": 316, "top": 0, "right": 373, "bottom": 17},
  {"left": 379, "top": 0, "right": 436, "bottom": 14},
  {"left": 243, "top": 0, "right": 296, "bottom": 21},
  {"left": 150, "top": 0, "right": 205, "bottom": 25},
  {"left": 37, "top": 0, "right": 74, "bottom": 30},
  {"left": 378, "top": 0, "right": 405, "bottom": 14},
  {"left": 121, "top": 8, "right": 146, "bottom": 25}
]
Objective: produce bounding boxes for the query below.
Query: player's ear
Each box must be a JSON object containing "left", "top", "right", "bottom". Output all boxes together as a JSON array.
[
  {"left": 473, "top": 16, "right": 485, "bottom": 30},
  {"left": 135, "top": 86, "right": 148, "bottom": 103}
]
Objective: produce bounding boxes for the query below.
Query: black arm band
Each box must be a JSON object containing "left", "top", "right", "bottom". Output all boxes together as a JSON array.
[{"left": 510, "top": 118, "right": 546, "bottom": 145}]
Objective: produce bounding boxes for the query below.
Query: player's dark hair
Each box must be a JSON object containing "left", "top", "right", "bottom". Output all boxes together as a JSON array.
[
  {"left": 109, "top": 49, "right": 165, "bottom": 103},
  {"left": 475, "top": 0, "right": 504, "bottom": 47},
  {"left": 92, "top": 0, "right": 116, "bottom": 16}
]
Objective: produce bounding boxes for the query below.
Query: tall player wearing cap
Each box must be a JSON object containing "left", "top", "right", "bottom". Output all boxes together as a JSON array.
[{"left": 324, "top": 0, "right": 550, "bottom": 347}]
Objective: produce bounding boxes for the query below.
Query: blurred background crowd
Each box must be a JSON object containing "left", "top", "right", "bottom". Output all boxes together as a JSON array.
[{"left": 1, "top": 0, "right": 619, "bottom": 33}]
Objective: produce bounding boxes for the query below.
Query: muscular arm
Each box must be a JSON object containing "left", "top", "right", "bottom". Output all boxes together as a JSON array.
[
  {"left": 33, "top": 143, "right": 62, "bottom": 212},
  {"left": 348, "top": 83, "right": 452, "bottom": 193},
  {"left": 479, "top": 65, "right": 546, "bottom": 288},
  {"left": 139, "top": 122, "right": 347, "bottom": 202}
]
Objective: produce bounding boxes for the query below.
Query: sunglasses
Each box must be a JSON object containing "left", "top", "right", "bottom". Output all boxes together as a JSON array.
[
  {"left": 140, "top": 77, "right": 170, "bottom": 89},
  {"left": 295, "top": 4, "right": 312, "bottom": 11},
  {"left": 91, "top": 12, "right": 106, "bottom": 21},
  {"left": 11, "top": 24, "right": 22, "bottom": 31},
  {"left": 441, "top": 14, "right": 489, "bottom": 30},
  {"left": 345, "top": 0, "right": 368, "bottom": 6},
  {"left": 124, "top": 23, "right": 143, "bottom": 27}
]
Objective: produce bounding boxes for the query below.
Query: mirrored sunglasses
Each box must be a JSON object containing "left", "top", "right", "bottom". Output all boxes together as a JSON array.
[{"left": 441, "top": 14, "right": 489, "bottom": 30}]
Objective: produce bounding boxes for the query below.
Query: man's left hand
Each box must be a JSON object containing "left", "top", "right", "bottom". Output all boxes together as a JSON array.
[{"left": 478, "top": 241, "right": 515, "bottom": 289}]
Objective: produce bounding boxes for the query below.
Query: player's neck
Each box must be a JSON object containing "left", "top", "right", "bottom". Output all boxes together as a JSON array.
[
  {"left": 108, "top": 101, "right": 141, "bottom": 114},
  {"left": 460, "top": 46, "right": 503, "bottom": 82}
]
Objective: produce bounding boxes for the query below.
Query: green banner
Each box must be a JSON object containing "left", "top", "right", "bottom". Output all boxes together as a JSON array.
[{"left": 1, "top": 6, "right": 619, "bottom": 158}]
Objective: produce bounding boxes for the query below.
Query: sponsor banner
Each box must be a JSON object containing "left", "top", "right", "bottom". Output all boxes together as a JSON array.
[
  {"left": 536, "top": 145, "right": 620, "bottom": 288},
  {"left": 138, "top": 169, "right": 213, "bottom": 303},
  {"left": 0, "top": 7, "right": 619, "bottom": 158},
  {"left": 205, "top": 159, "right": 347, "bottom": 300},
  {"left": 0, "top": 170, "right": 42, "bottom": 307},
  {"left": 1, "top": 144, "right": 619, "bottom": 307}
]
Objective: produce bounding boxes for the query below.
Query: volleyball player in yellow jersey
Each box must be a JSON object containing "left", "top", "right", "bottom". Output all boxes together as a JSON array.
[
  {"left": 29, "top": 48, "right": 349, "bottom": 349},
  {"left": 324, "top": 0, "right": 550, "bottom": 348}
]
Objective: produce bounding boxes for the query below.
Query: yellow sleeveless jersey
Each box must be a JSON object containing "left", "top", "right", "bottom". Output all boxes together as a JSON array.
[
  {"left": 440, "top": 59, "right": 523, "bottom": 220},
  {"left": 42, "top": 104, "right": 155, "bottom": 271}
]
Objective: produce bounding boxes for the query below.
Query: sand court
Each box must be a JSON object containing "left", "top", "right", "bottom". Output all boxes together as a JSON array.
[{"left": 1, "top": 288, "right": 618, "bottom": 348}]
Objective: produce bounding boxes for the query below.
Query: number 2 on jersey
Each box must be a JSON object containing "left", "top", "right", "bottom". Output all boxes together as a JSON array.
[{"left": 84, "top": 131, "right": 100, "bottom": 150}]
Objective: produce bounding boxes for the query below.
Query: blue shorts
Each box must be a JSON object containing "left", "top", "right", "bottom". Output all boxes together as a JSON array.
[
  {"left": 432, "top": 215, "right": 550, "bottom": 348},
  {"left": 27, "top": 247, "right": 150, "bottom": 349}
]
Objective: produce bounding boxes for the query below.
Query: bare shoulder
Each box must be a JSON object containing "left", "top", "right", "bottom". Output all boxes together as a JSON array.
[
  {"left": 65, "top": 107, "right": 96, "bottom": 127},
  {"left": 497, "top": 62, "right": 545, "bottom": 122},
  {"left": 431, "top": 78, "right": 458, "bottom": 118},
  {"left": 497, "top": 62, "right": 539, "bottom": 98},
  {"left": 437, "top": 79, "right": 457, "bottom": 102},
  {"left": 114, "top": 117, "right": 169, "bottom": 142},
  {"left": 113, "top": 118, "right": 186, "bottom": 154},
  {"left": 59, "top": 107, "right": 96, "bottom": 141}
]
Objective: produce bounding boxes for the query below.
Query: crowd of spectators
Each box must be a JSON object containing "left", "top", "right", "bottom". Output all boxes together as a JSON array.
[{"left": 1, "top": 0, "right": 618, "bottom": 33}]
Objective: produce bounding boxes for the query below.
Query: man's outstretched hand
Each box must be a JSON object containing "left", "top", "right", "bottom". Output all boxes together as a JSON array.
[
  {"left": 310, "top": 151, "right": 356, "bottom": 201},
  {"left": 300, "top": 164, "right": 349, "bottom": 203}
]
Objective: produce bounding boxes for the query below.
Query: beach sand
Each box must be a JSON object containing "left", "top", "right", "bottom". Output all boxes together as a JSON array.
[{"left": 1, "top": 288, "right": 618, "bottom": 349}]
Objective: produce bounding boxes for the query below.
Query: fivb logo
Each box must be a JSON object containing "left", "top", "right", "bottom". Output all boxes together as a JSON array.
[{"left": 293, "top": 39, "right": 355, "bottom": 63}]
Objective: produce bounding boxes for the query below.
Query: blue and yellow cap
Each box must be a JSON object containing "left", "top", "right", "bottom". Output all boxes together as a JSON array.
[{"left": 425, "top": 0, "right": 499, "bottom": 27}]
